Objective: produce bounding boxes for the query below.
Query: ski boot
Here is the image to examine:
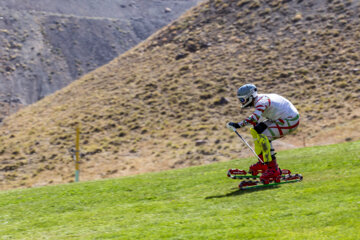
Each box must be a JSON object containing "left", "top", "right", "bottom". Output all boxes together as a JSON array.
[
  {"left": 249, "top": 154, "right": 267, "bottom": 176},
  {"left": 260, "top": 155, "right": 281, "bottom": 185}
]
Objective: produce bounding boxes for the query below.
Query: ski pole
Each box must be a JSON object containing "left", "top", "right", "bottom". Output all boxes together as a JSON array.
[{"left": 233, "top": 129, "right": 264, "bottom": 163}]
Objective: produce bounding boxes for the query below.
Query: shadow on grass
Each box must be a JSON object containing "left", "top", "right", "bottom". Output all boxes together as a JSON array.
[{"left": 205, "top": 185, "right": 279, "bottom": 199}]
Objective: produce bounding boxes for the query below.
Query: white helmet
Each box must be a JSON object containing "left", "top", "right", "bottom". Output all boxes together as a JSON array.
[{"left": 237, "top": 84, "right": 257, "bottom": 108}]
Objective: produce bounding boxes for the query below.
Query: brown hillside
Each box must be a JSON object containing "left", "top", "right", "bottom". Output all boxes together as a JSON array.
[{"left": 1, "top": 0, "right": 360, "bottom": 190}]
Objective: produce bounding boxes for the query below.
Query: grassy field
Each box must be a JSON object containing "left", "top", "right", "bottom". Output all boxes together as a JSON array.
[{"left": 1, "top": 141, "right": 359, "bottom": 239}]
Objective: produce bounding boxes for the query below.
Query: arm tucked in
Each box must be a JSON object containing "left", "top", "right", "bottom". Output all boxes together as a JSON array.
[{"left": 238, "top": 97, "right": 270, "bottom": 127}]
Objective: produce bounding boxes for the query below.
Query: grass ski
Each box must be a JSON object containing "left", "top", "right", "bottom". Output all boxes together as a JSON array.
[
  {"left": 239, "top": 176, "right": 303, "bottom": 190},
  {"left": 228, "top": 168, "right": 303, "bottom": 190},
  {"left": 227, "top": 168, "right": 292, "bottom": 179},
  {"left": 230, "top": 175, "right": 260, "bottom": 179}
]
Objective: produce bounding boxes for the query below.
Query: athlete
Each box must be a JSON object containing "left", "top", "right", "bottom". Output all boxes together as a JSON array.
[{"left": 226, "top": 84, "right": 300, "bottom": 183}]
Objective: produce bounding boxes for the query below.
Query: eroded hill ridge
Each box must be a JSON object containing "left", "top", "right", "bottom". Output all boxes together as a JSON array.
[{"left": 0, "top": 0, "right": 202, "bottom": 118}]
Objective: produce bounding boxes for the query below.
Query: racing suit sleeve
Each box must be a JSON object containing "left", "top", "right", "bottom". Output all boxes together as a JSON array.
[{"left": 238, "top": 97, "right": 270, "bottom": 127}]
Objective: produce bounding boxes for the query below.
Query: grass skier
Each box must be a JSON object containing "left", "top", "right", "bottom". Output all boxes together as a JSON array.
[{"left": 226, "top": 84, "right": 300, "bottom": 184}]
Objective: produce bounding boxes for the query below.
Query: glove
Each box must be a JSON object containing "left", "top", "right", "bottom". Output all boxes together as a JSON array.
[{"left": 226, "top": 122, "right": 240, "bottom": 131}]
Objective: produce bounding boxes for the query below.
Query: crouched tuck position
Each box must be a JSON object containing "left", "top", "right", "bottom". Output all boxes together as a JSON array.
[{"left": 226, "top": 84, "right": 300, "bottom": 182}]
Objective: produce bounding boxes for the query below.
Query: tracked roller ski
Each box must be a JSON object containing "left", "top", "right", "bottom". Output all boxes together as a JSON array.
[{"left": 227, "top": 168, "right": 303, "bottom": 190}]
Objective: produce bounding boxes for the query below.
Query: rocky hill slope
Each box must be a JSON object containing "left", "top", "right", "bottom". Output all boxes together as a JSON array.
[
  {"left": 0, "top": 0, "right": 359, "bottom": 189},
  {"left": 0, "top": 0, "right": 202, "bottom": 119}
]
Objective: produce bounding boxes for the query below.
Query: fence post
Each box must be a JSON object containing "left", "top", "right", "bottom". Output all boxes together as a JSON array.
[{"left": 75, "top": 124, "right": 80, "bottom": 182}]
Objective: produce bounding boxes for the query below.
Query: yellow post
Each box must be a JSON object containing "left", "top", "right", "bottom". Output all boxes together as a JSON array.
[{"left": 75, "top": 124, "right": 80, "bottom": 182}]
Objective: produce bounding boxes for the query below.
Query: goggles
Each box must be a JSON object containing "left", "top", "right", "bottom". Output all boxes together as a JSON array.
[{"left": 237, "top": 96, "right": 247, "bottom": 103}]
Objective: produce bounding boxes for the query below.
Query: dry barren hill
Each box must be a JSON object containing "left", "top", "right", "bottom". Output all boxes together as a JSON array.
[
  {"left": 1, "top": 0, "right": 360, "bottom": 190},
  {"left": 0, "top": 0, "right": 201, "bottom": 119}
]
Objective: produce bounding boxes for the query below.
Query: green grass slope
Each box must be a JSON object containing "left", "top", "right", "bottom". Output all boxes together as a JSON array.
[{"left": 1, "top": 141, "right": 359, "bottom": 239}]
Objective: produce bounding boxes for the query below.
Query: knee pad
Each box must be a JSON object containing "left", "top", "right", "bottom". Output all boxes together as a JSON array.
[
  {"left": 250, "top": 128, "right": 271, "bottom": 162},
  {"left": 254, "top": 122, "right": 268, "bottom": 134}
]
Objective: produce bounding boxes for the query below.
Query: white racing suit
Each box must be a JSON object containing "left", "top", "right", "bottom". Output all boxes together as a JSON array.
[{"left": 238, "top": 94, "right": 300, "bottom": 156}]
